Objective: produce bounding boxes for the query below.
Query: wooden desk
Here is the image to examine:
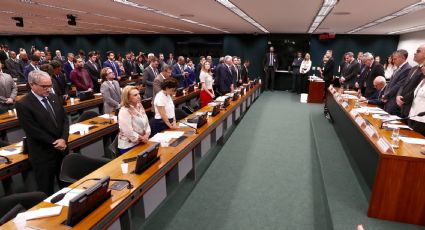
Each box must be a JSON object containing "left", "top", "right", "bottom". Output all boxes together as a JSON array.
[
  {"left": 307, "top": 80, "right": 324, "bottom": 103},
  {"left": 326, "top": 87, "right": 425, "bottom": 226},
  {"left": 1, "top": 83, "right": 261, "bottom": 229}
]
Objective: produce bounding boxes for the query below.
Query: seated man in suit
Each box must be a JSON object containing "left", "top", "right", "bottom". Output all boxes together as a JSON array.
[
  {"left": 70, "top": 56, "right": 93, "bottom": 96},
  {"left": 359, "top": 76, "right": 386, "bottom": 108},
  {"left": 172, "top": 56, "right": 188, "bottom": 88},
  {"left": 16, "top": 70, "right": 69, "bottom": 195},
  {"left": 0, "top": 62, "right": 18, "bottom": 114}
]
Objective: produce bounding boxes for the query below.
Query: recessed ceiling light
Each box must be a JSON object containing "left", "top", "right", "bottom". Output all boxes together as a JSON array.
[
  {"left": 180, "top": 14, "right": 194, "bottom": 18},
  {"left": 308, "top": 0, "right": 338, "bottom": 33},
  {"left": 333, "top": 12, "right": 350, "bottom": 15}
]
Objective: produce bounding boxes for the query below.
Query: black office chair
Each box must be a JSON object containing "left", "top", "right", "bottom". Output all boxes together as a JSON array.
[
  {"left": 108, "top": 136, "right": 119, "bottom": 159},
  {"left": 0, "top": 192, "right": 47, "bottom": 225},
  {"left": 175, "top": 108, "right": 189, "bottom": 121},
  {"left": 76, "top": 111, "right": 99, "bottom": 123},
  {"left": 59, "top": 153, "right": 110, "bottom": 185}
]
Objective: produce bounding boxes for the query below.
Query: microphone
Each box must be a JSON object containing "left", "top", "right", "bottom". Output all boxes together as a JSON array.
[
  {"left": 180, "top": 121, "right": 198, "bottom": 134},
  {"left": 0, "top": 155, "right": 11, "bottom": 164},
  {"left": 380, "top": 111, "right": 425, "bottom": 129},
  {"left": 50, "top": 178, "right": 133, "bottom": 203}
]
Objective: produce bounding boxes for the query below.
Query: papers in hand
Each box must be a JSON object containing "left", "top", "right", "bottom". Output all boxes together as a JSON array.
[
  {"left": 400, "top": 137, "right": 425, "bottom": 145},
  {"left": 45, "top": 187, "right": 85, "bottom": 206},
  {"left": 149, "top": 131, "right": 184, "bottom": 143},
  {"left": 14, "top": 205, "right": 63, "bottom": 221}
]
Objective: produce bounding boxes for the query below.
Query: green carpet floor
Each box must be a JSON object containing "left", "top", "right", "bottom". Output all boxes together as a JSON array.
[{"left": 140, "top": 91, "right": 424, "bottom": 230}]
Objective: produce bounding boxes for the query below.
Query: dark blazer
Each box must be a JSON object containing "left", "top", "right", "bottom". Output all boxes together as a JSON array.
[
  {"left": 217, "top": 64, "right": 233, "bottom": 94},
  {"left": 241, "top": 64, "right": 249, "bottom": 83},
  {"left": 166, "top": 59, "right": 176, "bottom": 66},
  {"left": 360, "top": 61, "right": 384, "bottom": 97},
  {"left": 367, "top": 85, "right": 386, "bottom": 108},
  {"left": 16, "top": 92, "right": 69, "bottom": 165},
  {"left": 84, "top": 61, "right": 101, "bottom": 92},
  {"left": 62, "top": 61, "right": 74, "bottom": 83},
  {"left": 172, "top": 63, "right": 186, "bottom": 88},
  {"left": 230, "top": 65, "right": 238, "bottom": 85},
  {"left": 383, "top": 63, "right": 411, "bottom": 115},
  {"left": 397, "top": 65, "right": 424, "bottom": 117},
  {"left": 263, "top": 52, "right": 278, "bottom": 70},
  {"left": 143, "top": 66, "right": 157, "bottom": 99},
  {"left": 52, "top": 73, "right": 68, "bottom": 99},
  {"left": 123, "top": 59, "right": 136, "bottom": 77},
  {"left": 5, "top": 58, "right": 23, "bottom": 79},
  {"left": 342, "top": 60, "right": 360, "bottom": 88},
  {"left": 23, "top": 64, "right": 37, "bottom": 83},
  {"left": 102, "top": 60, "right": 121, "bottom": 78},
  {"left": 322, "top": 58, "right": 335, "bottom": 82}
]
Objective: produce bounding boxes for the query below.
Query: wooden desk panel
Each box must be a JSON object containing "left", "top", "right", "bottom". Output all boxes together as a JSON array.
[
  {"left": 327, "top": 87, "right": 425, "bottom": 226},
  {"left": 1, "top": 84, "right": 260, "bottom": 229}
]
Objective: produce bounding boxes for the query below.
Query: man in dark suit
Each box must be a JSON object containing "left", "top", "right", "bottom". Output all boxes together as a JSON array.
[
  {"left": 63, "top": 53, "right": 75, "bottom": 83},
  {"left": 5, "top": 51, "right": 24, "bottom": 80},
  {"left": 102, "top": 51, "right": 121, "bottom": 79},
  {"left": 241, "top": 59, "right": 250, "bottom": 83},
  {"left": 53, "top": 50, "right": 66, "bottom": 63},
  {"left": 143, "top": 57, "right": 159, "bottom": 99},
  {"left": 166, "top": 53, "right": 176, "bottom": 66},
  {"left": 263, "top": 46, "right": 278, "bottom": 91},
  {"left": 230, "top": 56, "right": 239, "bottom": 86},
  {"left": 172, "top": 56, "right": 188, "bottom": 88},
  {"left": 382, "top": 50, "right": 411, "bottom": 115},
  {"left": 360, "top": 76, "right": 386, "bottom": 108},
  {"left": 50, "top": 60, "right": 68, "bottom": 102},
  {"left": 123, "top": 52, "right": 137, "bottom": 78},
  {"left": 23, "top": 55, "right": 40, "bottom": 83},
  {"left": 0, "top": 45, "right": 9, "bottom": 70},
  {"left": 16, "top": 70, "right": 69, "bottom": 195},
  {"left": 217, "top": 55, "right": 234, "bottom": 95},
  {"left": 357, "top": 52, "right": 384, "bottom": 97},
  {"left": 85, "top": 51, "right": 101, "bottom": 93},
  {"left": 340, "top": 52, "right": 360, "bottom": 89},
  {"left": 322, "top": 50, "right": 335, "bottom": 87},
  {"left": 291, "top": 51, "right": 303, "bottom": 92},
  {"left": 397, "top": 44, "right": 425, "bottom": 118}
]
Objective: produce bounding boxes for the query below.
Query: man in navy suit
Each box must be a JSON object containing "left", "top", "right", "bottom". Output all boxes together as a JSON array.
[
  {"left": 382, "top": 50, "right": 411, "bottom": 116},
  {"left": 85, "top": 51, "right": 101, "bottom": 92},
  {"left": 217, "top": 55, "right": 234, "bottom": 95},
  {"left": 102, "top": 51, "right": 121, "bottom": 79},
  {"left": 360, "top": 76, "right": 386, "bottom": 108},
  {"left": 23, "top": 55, "right": 40, "bottom": 83},
  {"left": 62, "top": 53, "right": 75, "bottom": 83},
  {"left": 16, "top": 70, "right": 69, "bottom": 195},
  {"left": 172, "top": 56, "right": 188, "bottom": 88}
]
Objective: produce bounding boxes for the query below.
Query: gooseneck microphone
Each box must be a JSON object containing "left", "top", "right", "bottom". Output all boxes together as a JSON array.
[
  {"left": 50, "top": 178, "right": 133, "bottom": 203},
  {"left": 0, "top": 155, "right": 11, "bottom": 164},
  {"left": 380, "top": 111, "right": 425, "bottom": 129}
]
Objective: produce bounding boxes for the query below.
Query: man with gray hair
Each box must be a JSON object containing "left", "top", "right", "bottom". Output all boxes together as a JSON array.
[
  {"left": 360, "top": 76, "right": 386, "bottom": 108},
  {"left": 216, "top": 55, "right": 234, "bottom": 94},
  {"left": 382, "top": 49, "right": 411, "bottom": 115},
  {"left": 16, "top": 70, "right": 69, "bottom": 195},
  {"left": 357, "top": 52, "right": 384, "bottom": 97}
]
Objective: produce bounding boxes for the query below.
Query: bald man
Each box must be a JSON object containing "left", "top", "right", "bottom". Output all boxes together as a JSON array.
[{"left": 360, "top": 76, "right": 386, "bottom": 108}]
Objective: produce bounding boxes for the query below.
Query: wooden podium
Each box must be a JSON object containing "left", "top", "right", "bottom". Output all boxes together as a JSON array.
[{"left": 307, "top": 80, "right": 325, "bottom": 103}]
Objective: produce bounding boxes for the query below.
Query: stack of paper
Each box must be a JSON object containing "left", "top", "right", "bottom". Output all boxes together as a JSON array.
[
  {"left": 149, "top": 131, "right": 184, "bottom": 143},
  {"left": 400, "top": 137, "right": 425, "bottom": 145},
  {"left": 98, "top": 114, "right": 117, "bottom": 120},
  {"left": 215, "top": 96, "right": 229, "bottom": 102},
  {"left": 14, "top": 206, "right": 63, "bottom": 221},
  {"left": 69, "top": 124, "right": 93, "bottom": 134}
]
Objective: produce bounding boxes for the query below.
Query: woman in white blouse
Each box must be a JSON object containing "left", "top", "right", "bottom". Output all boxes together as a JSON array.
[
  {"left": 118, "top": 86, "right": 151, "bottom": 154},
  {"left": 384, "top": 55, "right": 396, "bottom": 80},
  {"left": 297, "top": 53, "right": 312, "bottom": 93},
  {"left": 199, "top": 61, "right": 215, "bottom": 107},
  {"left": 151, "top": 78, "right": 179, "bottom": 136}
]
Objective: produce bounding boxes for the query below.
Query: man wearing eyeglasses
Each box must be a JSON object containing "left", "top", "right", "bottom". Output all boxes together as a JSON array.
[{"left": 16, "top": 70, "right": 69, "bottom": 195}]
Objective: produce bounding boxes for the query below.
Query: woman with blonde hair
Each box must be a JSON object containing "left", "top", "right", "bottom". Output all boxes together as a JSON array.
[
  {"left": 199, "top": 61, "right": 215, "bottom": 107},
  {"left": 117, "top": 86, "right": 150, "bottom": 154}
]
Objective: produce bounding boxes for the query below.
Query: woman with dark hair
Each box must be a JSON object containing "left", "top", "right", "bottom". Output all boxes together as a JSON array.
[
  {"left": 151, "top": 78, "right": 179, "bottom": 136},
  {"left": 384, "top": 55, "right": 395, "bottom": 80}
]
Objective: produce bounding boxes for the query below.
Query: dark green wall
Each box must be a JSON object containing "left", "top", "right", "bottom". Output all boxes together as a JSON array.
[
  {"left": 310, "top": 34, "right": 399, "bottom": 72},
  {"left": 1, "top": 34, "right": 399, "bottom": 79}
]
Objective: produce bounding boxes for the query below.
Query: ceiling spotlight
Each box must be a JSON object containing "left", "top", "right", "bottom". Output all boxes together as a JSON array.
[
  {"left": 12, "top": 17, "right": 23, "bottom": 27},
  {"left": 67, "top": 14, "right": 76, "bottom": 26}
]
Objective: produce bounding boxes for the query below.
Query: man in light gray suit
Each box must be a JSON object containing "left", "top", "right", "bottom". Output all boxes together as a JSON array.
[
  {"left": 143, "top": 57, "right": 159, "bottom": 99},
  {"left": 100, "top": 67, "right": 121, "bottom": 114},
  {"left": 153, "top": 64, "right": 172, "bottom": 101},
  {"left": 0, "top": 62, "right": 18, "bottom": 114},
  {"left": 382, "top": 50, "right": 411, "bottom": 116}
]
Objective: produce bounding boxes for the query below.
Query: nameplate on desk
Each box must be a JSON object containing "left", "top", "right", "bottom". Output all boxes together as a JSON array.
[
  {"left": 355, "top": 116, "right": 366, "bottom": 127},
  {"left": 365, "top": 125, "right": 378, "bottom": 138},
  {"left": 341, "top": 101, "right": 349, "bottom": 108},
  {"left": 349, "top": 110, "right": 359, "bottom": 118},
  {"left": 377, "top": 137, "right": 394, "bottom": 154}
]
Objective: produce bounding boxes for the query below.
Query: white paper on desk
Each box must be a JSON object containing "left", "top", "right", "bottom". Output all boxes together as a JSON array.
[
  {"left": 69, "top": 123, "right": 93, "bottom": 134},
  {"left": 98, "top": 114, "right": 117, "bottom": 120},
  {"left": 163, "top": 131, "right": 185, "bottom": 138},
  {"left": 150, "top": 131, "right": 185, "bottom": 143},
  {"left": 368, "top": 110, "right": 388, "bottom": 115},
  {"left": 15, "top": 141, "right": 23, "bottom": 147},
  {"left": 341, "top": 94, "right": 358, "bottom": 99},
  {"left": 45, "top": 188, "right": 85, "bottom": 206},
  {"left": 0, "top": 147, "right": 21, "bottom": 156},
  {"left": 215, "top": 96, "right": 229, "bottom": 102},
  {"left": 385, "top": 124, "right": 412, "bottom": 130},
  {"left": 372, "top": 114, "right": 400, "bottom": 121},
  {"left": 17, "top": 205, "right": 63, "bottom": 221},
  {"left": 400, "top": 137, "right": 425, "bottom": 145}
]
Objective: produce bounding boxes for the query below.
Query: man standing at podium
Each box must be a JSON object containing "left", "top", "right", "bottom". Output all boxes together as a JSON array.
[
  {"left": 263, "top": 46, "right": 278, "bottom": 91},
  {"left": 16, "top": 70, "right": 69, "bottom": 195}
]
